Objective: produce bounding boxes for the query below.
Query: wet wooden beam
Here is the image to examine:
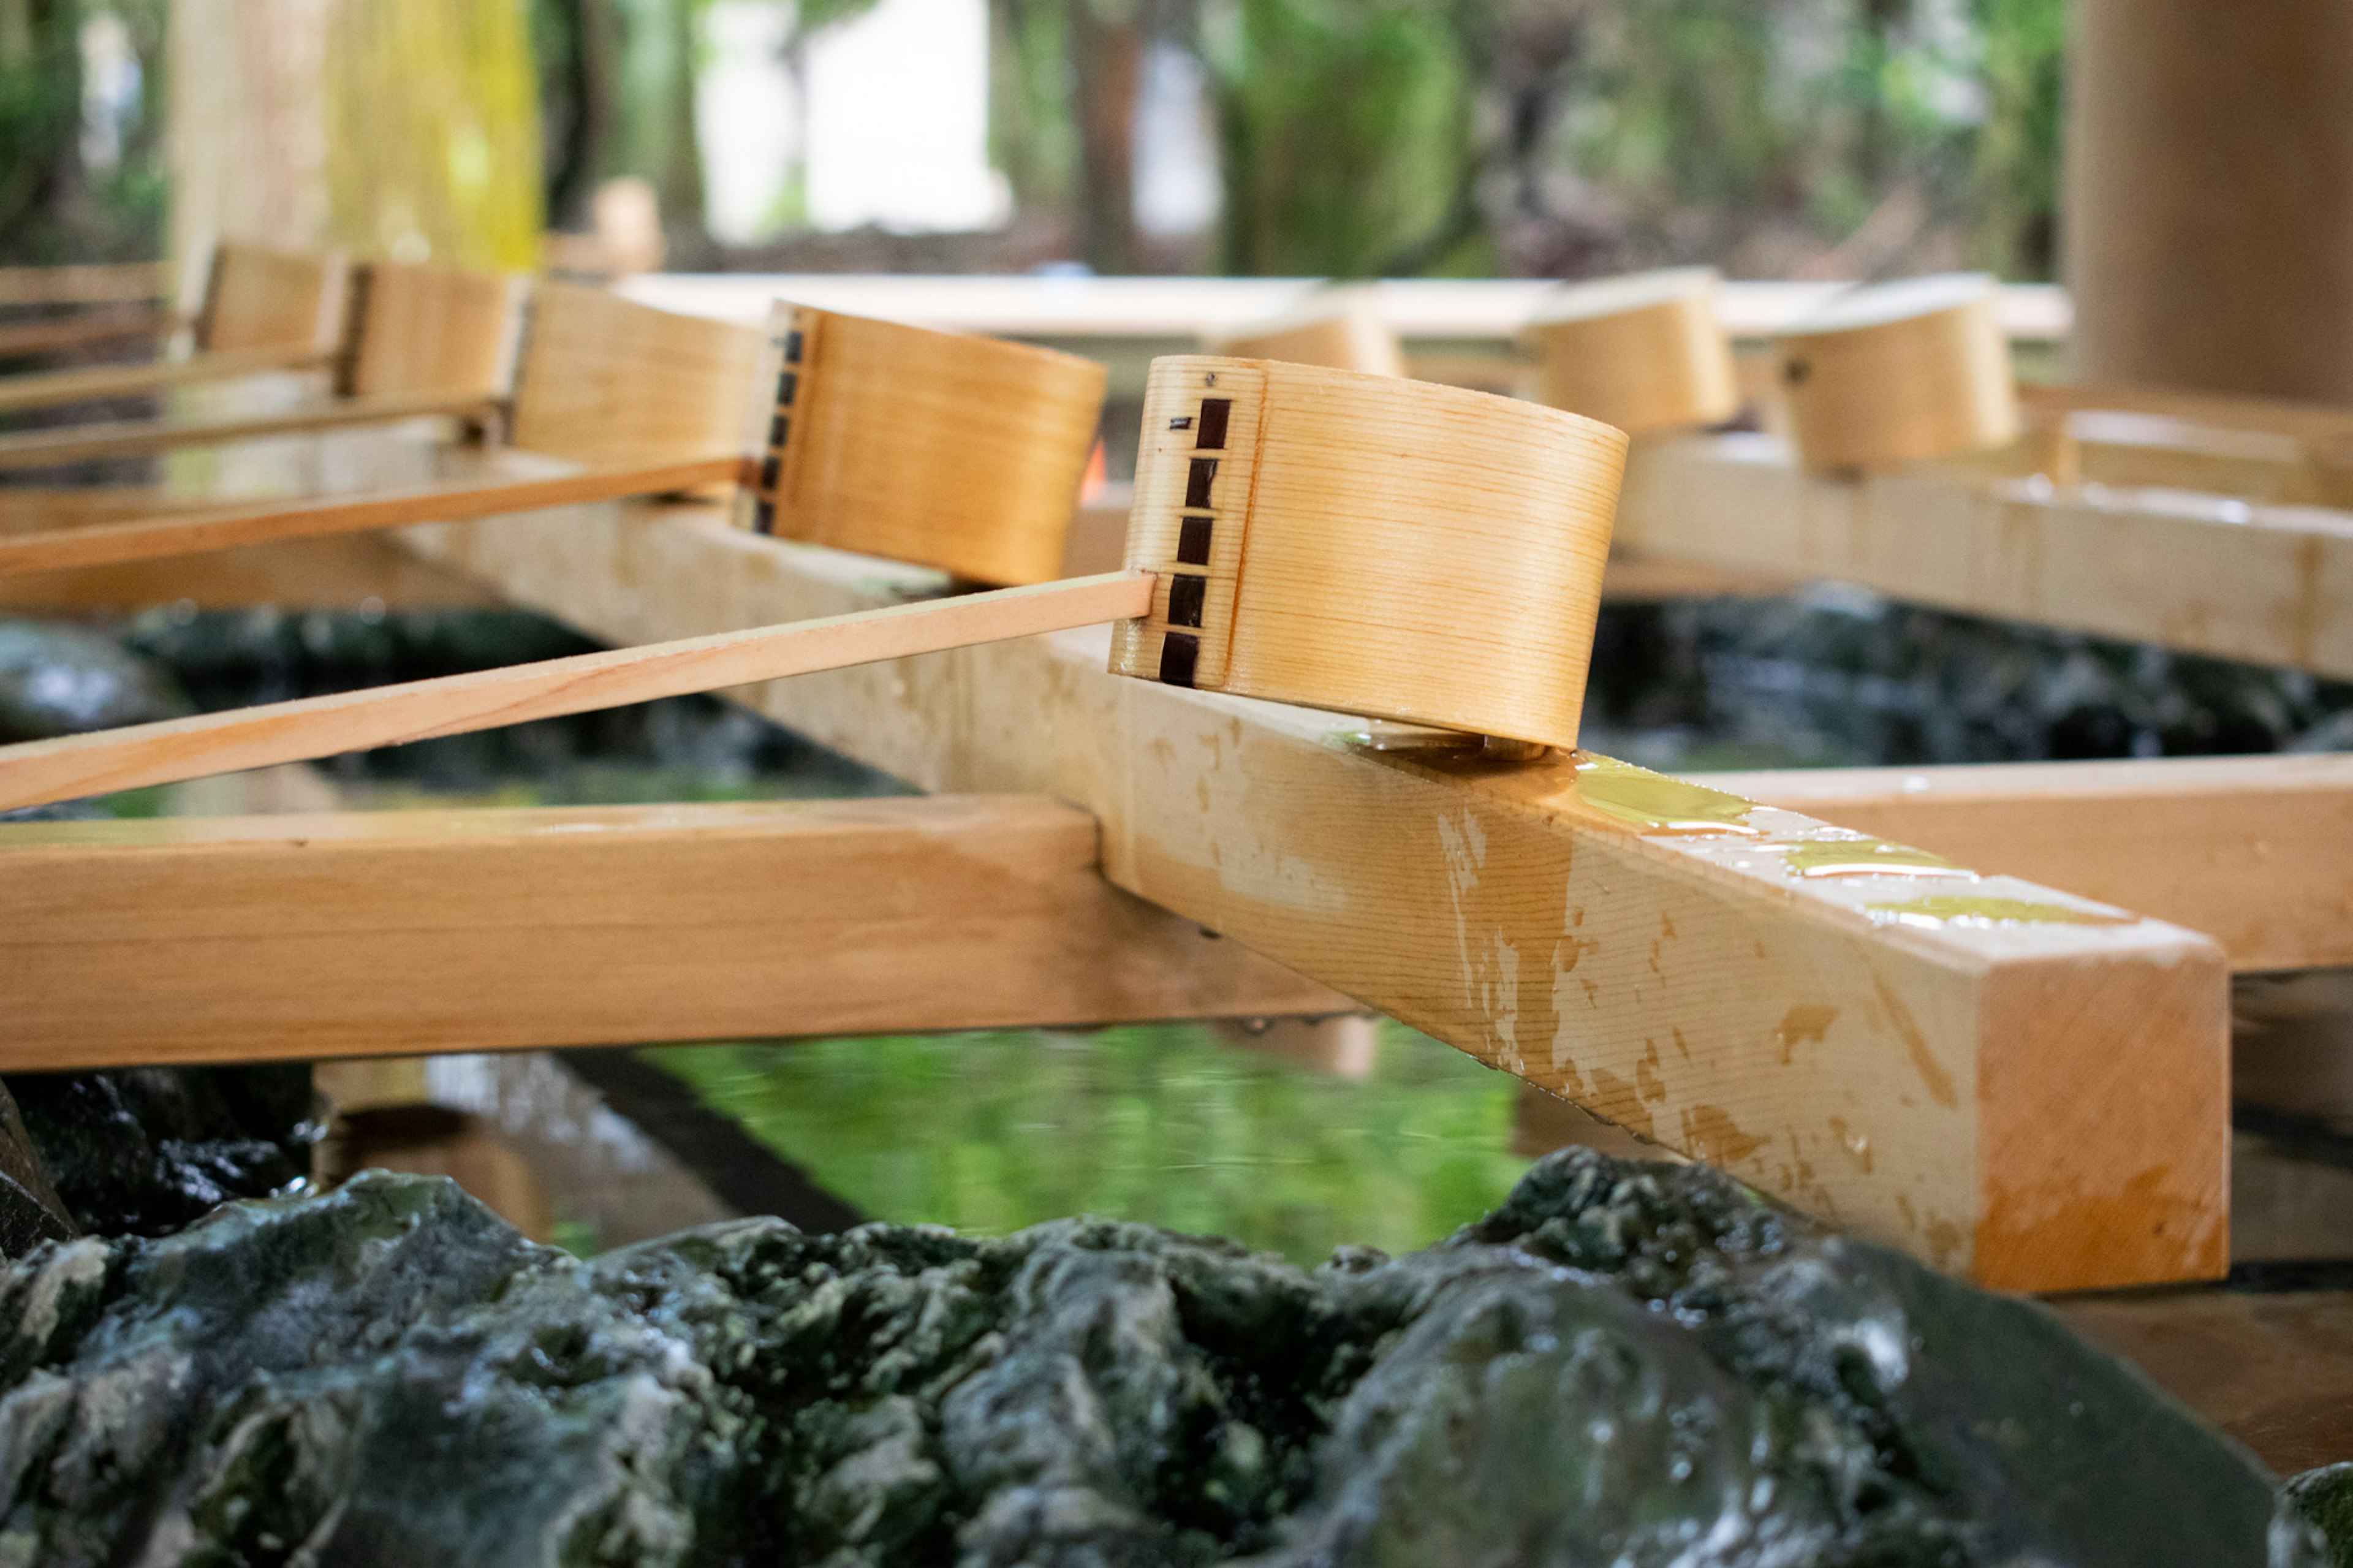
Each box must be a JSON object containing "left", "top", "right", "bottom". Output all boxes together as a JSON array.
[
  {"left": 1615, "top": 432, "right": 2353, "bottom": 679},
  {"left": 394, "top": 502, "right": 2232, "bottom": 1291},
  {"left": 1701, "top": 754, "right": 2353, "bottom": 975},
  {"left": 0, "top": 795, "right": 1346, "bottom": 1069}
]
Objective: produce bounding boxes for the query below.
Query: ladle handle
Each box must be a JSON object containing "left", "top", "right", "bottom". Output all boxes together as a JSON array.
[
  {"left": 0, "top": 570, "right": 1155, "bottom": 812},
  {"left": 0, "top": 455, "right": 750, "bottom": 577}
]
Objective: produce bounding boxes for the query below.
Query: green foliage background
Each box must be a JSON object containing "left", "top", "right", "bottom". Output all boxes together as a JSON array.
[{"left": 647, "top": 1021, "right": 1533, "bottom": 1263}]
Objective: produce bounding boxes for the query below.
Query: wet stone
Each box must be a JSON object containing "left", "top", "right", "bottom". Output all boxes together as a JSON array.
[{"left": 0, "top": 1150, "right": 2321, "bottom": 1566}]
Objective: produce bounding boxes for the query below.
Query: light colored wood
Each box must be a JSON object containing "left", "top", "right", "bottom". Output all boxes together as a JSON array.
[
  {"left": 1700, "top": 754, "right": 2353, "bottom": 975},
  {"left": 0, "top": 342, "right": 335, "bottom": 417},
  {"left": 339, "top": 260, "right": 526, "bottom": 400},
  {"left": 1210, "top": 286, "right": 1405, "bottom": 377},
  {"left": 1110, "top": 356, "right": 1626, "bottom": 749},
  {"left": 1522, "top": 267, "right": 1740, "bottom": 436},
  {"left": 400, "top": 502, "right": 2230, "bottom": 1290},
  {"left": 2021, "top": 381, "right": 2353, "bottom": 451},
  {"left": 0, "top": 455, "right": 746, "bottom": 577},
  {"left": 2066, "top": 0, "right": 2353, "bottom": 403},
  {"left": 1775, "top": 274, "right": 2021, "bottom": 471},
  {"left": 192, "top": 241, "right": 349, "bottom": 354},
  {"left": 0, "top": 262, "right": 169, "bottom": 308},
  {"left": 507, "top": 281, "right": 765, "bottom": 468},
  {"left": 0, "top": 388, "right": 491, "bottom": 474},
  {"left": 0, "top": 307, "right": 182, "bottom": 359},
  {"left": 0, "top": 795, "right": 1346, "bottom": 1068},
  {"left": 0, "top": 534, "right": 502, "bottom": 612},
  {"left": 0, "top": 570, "right": 1152, "bottom": 810},
  {"left": 735, "top": 300, "right": 1106, "bottom": 585},
  {"left": 1614, "top": 432, "right": 2353, "bottom": 680}
]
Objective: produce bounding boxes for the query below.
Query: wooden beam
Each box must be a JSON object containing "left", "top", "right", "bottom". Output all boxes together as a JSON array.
[
  {"left": 394, "top": 502, "right": 2231, "bottom": 1290},
  {"left": 0, "top": 795, "right": 1347, "bottom": 1069},
  {"left": 1700, "top": 754, "right": 2353, "bottom": 975},
  {"left": 1615, "top": 432, "right": 2353, "bottom": 679}
]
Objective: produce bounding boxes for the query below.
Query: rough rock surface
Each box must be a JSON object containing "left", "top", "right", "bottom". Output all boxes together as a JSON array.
[
  {"left": 0, "top": 1153, "right": 2321, "bottom": 1566},
  {"left": 2289, "top": 1464, "right": 2353, "bottom": 1567},
  {"left": 8, "top": 1065, "right": 317, "bottom": 1238}
]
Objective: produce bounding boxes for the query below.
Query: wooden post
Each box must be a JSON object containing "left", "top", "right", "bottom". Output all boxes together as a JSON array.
[{"left": 2065, "top": 0, "right": 2353, "bottom": 401}]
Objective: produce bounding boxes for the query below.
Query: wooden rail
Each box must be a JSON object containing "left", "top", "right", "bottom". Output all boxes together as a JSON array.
[
  {"left": 1705, "top": 753, "right": 2353, "bottom": 974},
  {"left": 1616, "top": 431, "right": 2353, "bottom": 678},
  {"left": 0, "top": 795, "right": 1345, "bottom": 1067},
  {"left": 389, "top": 500, "right": 2230, "bottom": 1292}
]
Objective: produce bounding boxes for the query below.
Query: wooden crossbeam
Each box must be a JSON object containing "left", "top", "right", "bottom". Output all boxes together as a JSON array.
[
  {"left": 1616, "top": 431, "right": 2353, "bottom": 678},
  {"left": 0, "top": 262, "right": 168, "bottom": 308},
  {"left": 0, "top": 342, "right": 334, "bottom": 417},
  {"left": 391, "top": 502, "right": 2230, "bottom": 1290},
  {"left": 0, "top": 795, "right": 1345, "bottom": 1069},
  {"left": 1702, "top": 754, "right": 2353, "bottom": 975}
]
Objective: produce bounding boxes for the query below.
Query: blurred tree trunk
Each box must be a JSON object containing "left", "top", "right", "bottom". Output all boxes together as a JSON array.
[
  {"left": 169, "top": 0, "right": 545, "bottom": 292},
  {"left": 534, "top": 0, "right": 618, "bottom": 232},
  {"left": 1070, "top": 0, "right": 1139, "bottom": 273}
]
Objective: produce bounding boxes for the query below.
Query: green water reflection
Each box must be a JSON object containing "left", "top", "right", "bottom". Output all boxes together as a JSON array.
[{"left": 644, "top": 1021, "right": 1532, "bottom": 1265}]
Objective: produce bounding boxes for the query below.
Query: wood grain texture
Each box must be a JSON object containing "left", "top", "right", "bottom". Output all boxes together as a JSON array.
[
  {"left": 1522, "top": 267, "right": 1740, "bottom": 435},
  {"left": 0, "top": 455, "right": 745, "bottom": 577},
  {"left": 0, "top": 570, "right": 1151, "bottom": 809},
  {"left": 1776, "top": 275, "right": 2021, "bottom": 471},
  {"left": 734, "top": 301, "right": 1105, "bottom": 586},
  {"left": 2066, "top": 0, "right": 2353, "bottom": 404},
  {"left": 400, "top": 502, "right": 2230, "bottom": 1289},
  {"left": 507, "top": 281, "right": 765, "bottom": 468},
  {"left": 0, "top": 388, "right": 489, "bottom": 474},
  {"left": 339, "top": 260, "right": 525, "bottom": 399},
  {"left": 0, "top": 795, "right": 1346, "bottom": 1067},
  {"left": 1703, "top": 754, "right": 2353, "bottom": 974},
  {"left": 1615, "top": 432, "right": 2353, "bottom": 680},
  {"left": 1210, "top": 287, "right": 1405, "bottom": 376},
  {"left": 1110, "top": 356, "right": 1627, "bottom": 749},
  {"left": 192, "top": 243, "right": 348, "bottom": 354}
]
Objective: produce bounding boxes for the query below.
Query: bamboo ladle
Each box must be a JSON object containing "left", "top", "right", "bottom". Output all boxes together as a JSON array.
[
  {"left": 0, "top": 357, "right": 1627, "bottom": 811},
  {"left": 0, "top": 243, "right": 352, "bottom": 420},
  {"left": 0, "top": 294, "right": 1103, "bottom": 589}
]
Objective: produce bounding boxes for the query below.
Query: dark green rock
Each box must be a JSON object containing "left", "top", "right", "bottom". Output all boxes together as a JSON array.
[
  {"left": 0, "top": 619, "right": 185, "bottom": 743},
  {"left": 2289, "top": 1464, "right": 2353, "bottom": 1567},
  {"left": 8, "top": 1064, "right": 318, "bottom": 1238},
  {"left": 0, "top": 1153, "right": 2322, "bottom": 1566}
]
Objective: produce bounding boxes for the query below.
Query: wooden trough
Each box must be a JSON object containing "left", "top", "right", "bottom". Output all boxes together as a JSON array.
[{"left": 8, "top": 259, "right": 2352, "bottom": 1302}]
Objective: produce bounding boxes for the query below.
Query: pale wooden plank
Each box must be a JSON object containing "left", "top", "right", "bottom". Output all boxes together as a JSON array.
[
  {"left": 0, "top": 262, "right": 169, "bottom": 308},
  {"left": 396, "top": 502, "right": 2231, "bottom": 1290},
  {"left": 0, "top": 387, "right": 489, "bottom": 474},
  {"left": 0, "top": 342, "right": 333, "bottom": 417},
  {"left": 1700, "top": 754, "right": 2353, "bottom": 975},
  {"left": 1615, "top": 432, "right": 2353, "bottom": 679},
  {"left": 0, "top": 795, "right": 1347, "bottom": 1068},
  {"left": 0, "top": 570, "right": 1153, "bottom": 811}
]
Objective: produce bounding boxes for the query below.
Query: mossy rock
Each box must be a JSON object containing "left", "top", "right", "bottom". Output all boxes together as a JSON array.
[{"left": 0, "top": 1152, "right": 2319, "bottom": 1565}]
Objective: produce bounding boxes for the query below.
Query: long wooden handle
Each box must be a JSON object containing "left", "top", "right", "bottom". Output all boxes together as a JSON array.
[
  {"left": 0, "top": 387, "right": 499, "bottom": 474},
  {"left": 0, "top": 343, "right": 332, "bottom": 416},
  {"left": 0, "top": 306, "right": 181, "bottom": 359},
  {"left": 0, "top": 570, "right": 1156, "bottom": 811},
  {"left": 0, "top": 455, "right": 751, "bottom": 577}
]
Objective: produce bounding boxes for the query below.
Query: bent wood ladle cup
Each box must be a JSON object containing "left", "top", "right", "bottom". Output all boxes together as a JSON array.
[
  {"left": 0, "top": 356, "right": 1625, "bottom": 812},
  {"left": 0, "top": 295, "right": 1105, "bottom": 591}
]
